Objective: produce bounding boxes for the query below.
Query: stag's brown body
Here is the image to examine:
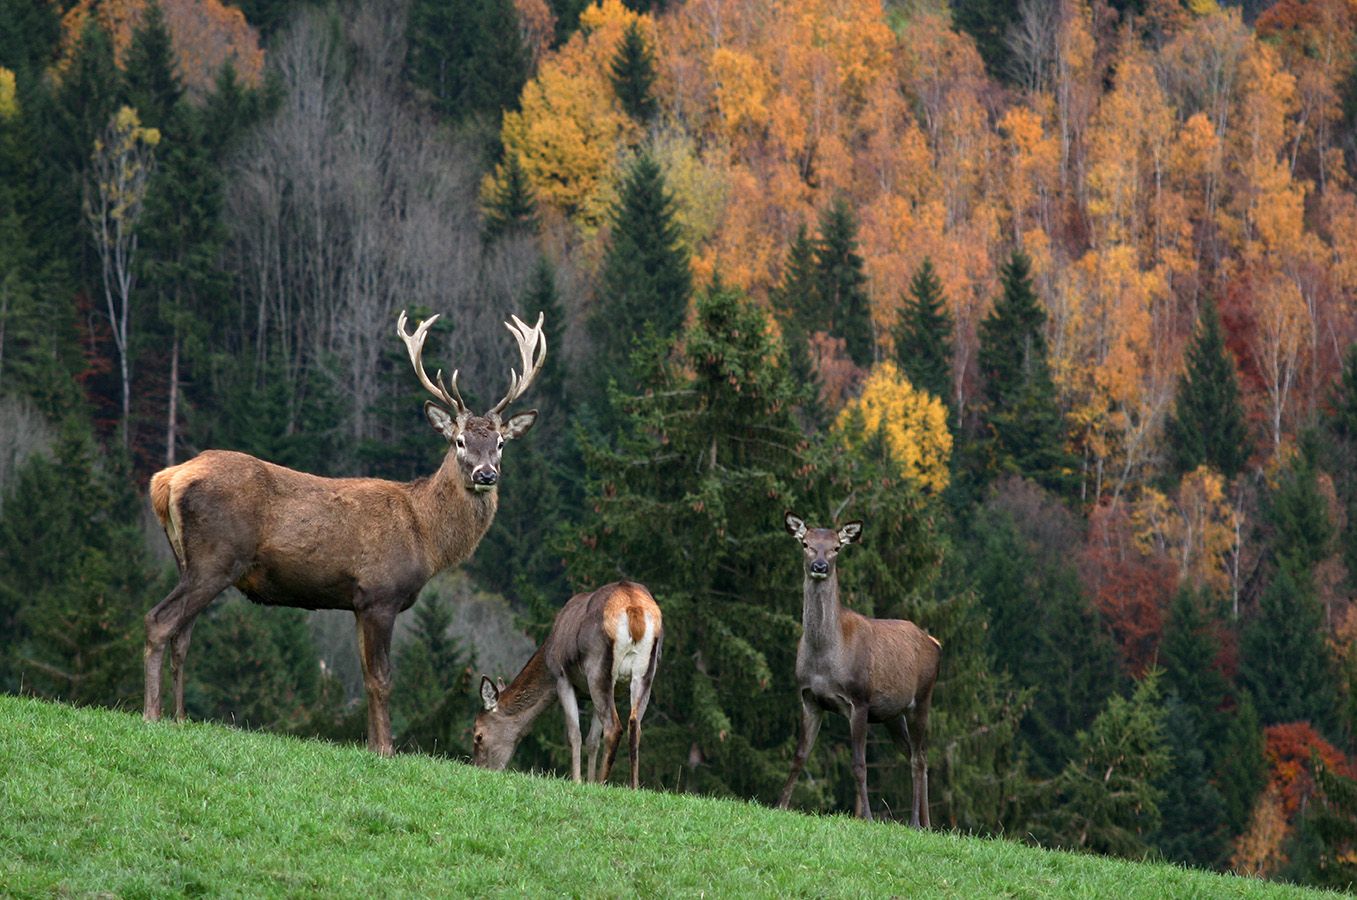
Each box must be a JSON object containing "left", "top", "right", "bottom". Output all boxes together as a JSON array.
[
  {"left": 473, "top": 581, "right": 663, "bottom": 788},
  {"left": 143, "top": 311, "right": 545, "bottom": 757},
  {"left": 777, "top": 513, "right": 941, "bottom": 826}
]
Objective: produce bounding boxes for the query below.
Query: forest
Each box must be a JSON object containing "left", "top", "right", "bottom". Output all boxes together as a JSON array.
[{"left": 3, "top": 0, "right": 1357, "bottom": 887}]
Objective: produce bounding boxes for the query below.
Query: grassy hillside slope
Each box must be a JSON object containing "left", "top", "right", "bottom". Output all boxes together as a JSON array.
[{"left": 0, "top": 696, "right": 1323, "bottom": 897}]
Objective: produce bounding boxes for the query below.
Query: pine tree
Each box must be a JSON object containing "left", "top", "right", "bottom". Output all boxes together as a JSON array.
[
  {"left": 1242, "top": 564, "right": 1340, "bottom": 737},
  {"left": 772, "top": 225, "right": 825, "bottom": 428},
  {"left": 588, "top": 153, "right": 691, "bottom": 410},
  {"left": 482, "top": 152, "right": 539, "bottom": 241},
  {"left": 815, "top": 197, "right": 873, "bottom": 368},
  {"left": 567, "top": 282, "right": 808, "bottom": 796},
  {"left": 1166, "top": 298, "right": 1250, "bottom": 479},
  {"left": 1217, "top": 691, "right": 1267, "bottom": 836},
  {"left": 976, "top": 251, "right": 1075, "bottom": 494},
  {"left": 407, "top": 0, "right": 528, "bottom": 125},
  {"left": 951, "top": 0, "right": 1021, "bottom": 82},
  {"left": 610, "top": 21, "right": 658, "bottom": 125},
  {"left": 1151, "top": 692, "right": 1231, "bottom": 868},
  {"left": 1159, "top": 586, "right": 1232, "bottom": 760},
  {"left": 0, "top": 0, "right": 60, "bottom": 78},
  {"left": 1029, "top": 673, "right": 1171, "bottom": 859},
  {"left": 1283, "top": 752, "right": 1357, "bottom": 888},
  {"left": 892, "top": 257, "right": 954, "bottom": 407}
]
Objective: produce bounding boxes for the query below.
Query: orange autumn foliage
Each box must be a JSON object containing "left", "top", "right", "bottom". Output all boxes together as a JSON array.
[{"left": 57, "top": 0, "right": 263, "bottom": 99}]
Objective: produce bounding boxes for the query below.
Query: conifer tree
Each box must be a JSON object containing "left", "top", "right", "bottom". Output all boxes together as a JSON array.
[
  {"left": 589, "top": 153, "right": 690, "bottom": 408},
  {"left": 772, "top": 225, "right": 825, "bottom": 428},
  {"left": 1327, "top": 343, "right": 1357, "bottom": 586},
  {"left": 121, "top": 2, "right": 180, "bottom": 130},
  {"left": 1166, "top": 299, "right": 1250, "bottom": 479},
  {"left": 1284, "top": 753, "right": 1357, "bottom": 888},
  {"left": 0, "top": 421, "right": 153, "bottom": 704},
  {"left": 1217, "top": 691, "right": 1267, "bottom": 836},
  {"left": 1159, "top": 586, "right": 1232, "bottom": 759},
  {"left": 392, "top": 591, "right": 472, "bottom": 755},
  {"left": 976, "top": 251, "right": 1074, "bottom": 493},
  {"left": 1029, "top": 673, "right": 1171, "bottom": 859},
  {"left": 609, "top": 21, "right": 658, "bottom": 125},
  {"left": 482, "top": 152, "right": 538, "bottom": 241},
  {"left": 407, "top": 0, "right": 528, "bottom": 125},
  {"left": 568, "top": 282, "right": 808, "bottom": 796},
  {"left": 1151, "top": 693, "right": 1230, "bottom": 868},
  {"left": 892, "top": 257, "right": 953, "bottom": 407},
  {"left": 815, "top": 197, "right": 873, "bottom": 367}
]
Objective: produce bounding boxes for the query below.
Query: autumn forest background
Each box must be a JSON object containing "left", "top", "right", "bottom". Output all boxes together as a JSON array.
[{"left": 4, "top": 0, "right": 1357, "bottom": 887}]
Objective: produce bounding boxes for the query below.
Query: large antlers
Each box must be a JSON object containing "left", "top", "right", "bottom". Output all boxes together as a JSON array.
[
  {"left": 396, "top": 310, "right": 546, "bottom": 417},
  {"left": 488, "top": 312, "right": 547, "bottom": 417},
  {"left": 396, "top": 311, "right": 466, "bottom": 415}
]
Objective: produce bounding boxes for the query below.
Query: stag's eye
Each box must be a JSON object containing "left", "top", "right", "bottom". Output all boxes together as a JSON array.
[
  {"left": 456, "top": 437, "right": 466, "bottom": 449},
  {"left": 497, "top": 438, "right": 504, "bottom": 450}
]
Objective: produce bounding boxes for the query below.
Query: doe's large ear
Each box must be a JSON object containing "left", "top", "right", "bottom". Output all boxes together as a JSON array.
[
  {"left": 425, "top": 401, "right": 458, "bottom": 441},
  {"left": 838, "top": 520, "right": 864, "bottom": 545},
  {"left": 784, "top": 511, "right": 807, "bottom": 540},
  {"left": 479, "top": 675, "right": 499, "bottom": 712},
  {"left": 503, "top": 409, "right": 537, "bottom": 440}
]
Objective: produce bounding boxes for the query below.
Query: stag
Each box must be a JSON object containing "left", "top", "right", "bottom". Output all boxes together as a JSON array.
[
  {"left": 776, "top": 512, "right": 941, "bottom": 825},
  {"left": 472, "top": 581, "right": 662, "bottom": 788},
  {"left": 143, "top": 310, "right": 546, "bottom": 756}
]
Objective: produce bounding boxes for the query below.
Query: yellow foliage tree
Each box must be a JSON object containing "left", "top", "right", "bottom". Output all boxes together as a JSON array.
[
  {"left": 0, "top": 68, "right": 16, "bottom": 120},
  {"left": 834, "top": 362, "right": 952, "bottom": 493}
]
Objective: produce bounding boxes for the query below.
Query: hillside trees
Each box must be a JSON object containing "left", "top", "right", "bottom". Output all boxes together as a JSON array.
[
  {"left": 1166, "top": 299, "right": 1250, "bottom": 479},
  {"left": 892, "top": 258, "right": 954, "bottom": 411}
]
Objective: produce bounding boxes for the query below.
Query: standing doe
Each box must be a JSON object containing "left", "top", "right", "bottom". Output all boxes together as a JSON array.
[
  {"left": 143, "top": 310, "right": 546, "bottom": 756},
  {"left": 776, "top": 512, "right": 941, "bottom": 825},
  {"left": 472, "top": 581, "right": 662, "bottom": 788}
]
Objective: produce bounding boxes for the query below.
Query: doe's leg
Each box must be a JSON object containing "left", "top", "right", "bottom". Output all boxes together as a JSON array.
[
  {"left": 557, "top": 678, "right": 584, "bottom": 782},
  {"left": 777, "top": 692, "right": 823, "bottom": 809}
]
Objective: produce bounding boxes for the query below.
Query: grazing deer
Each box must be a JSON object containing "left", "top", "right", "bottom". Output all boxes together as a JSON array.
[
  {"left": 776, "top": 512, "right": 941, "bottom": 826},
  {"left": 143, "top": 310, "right": 546, "bottom": 757},
  {"left": 472, "top": 581, "right": 662, "bottom": 788}
]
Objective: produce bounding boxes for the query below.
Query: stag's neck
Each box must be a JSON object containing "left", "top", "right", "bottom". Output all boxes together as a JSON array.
[
  {"left": 495, "top": 645, "right": 557, "bottom": 740},
  {"left": 802, "top": 573, "right": 844, "bottom": 651},
  {"left": 412, "top": 454, "right": 498, "bottom": 573}
]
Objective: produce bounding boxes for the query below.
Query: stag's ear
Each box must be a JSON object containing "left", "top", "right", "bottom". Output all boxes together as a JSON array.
[
  {"left": 503, "top": 410, "right": 537, "bottom": 440},
  {"left": 784, "top": 512, "right": 807, "bottom": 540},
  {"left": 479, "top": 675, "right": 499, "bottom": 711},
  {"left": 425, "top": 401, "right": 458, "bottom": 441},
  {"left": 838, "top": 521, "right": 863, "bottom": 545}
]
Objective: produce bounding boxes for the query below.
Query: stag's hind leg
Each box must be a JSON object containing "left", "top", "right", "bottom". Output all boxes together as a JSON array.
[{"left": 143, "top": 576, "right": 227, "bottom": 722}]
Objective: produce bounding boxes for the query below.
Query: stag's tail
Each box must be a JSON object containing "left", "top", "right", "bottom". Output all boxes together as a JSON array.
[{"left": 149, "top": 466, "right": 187, "bottom": 566}]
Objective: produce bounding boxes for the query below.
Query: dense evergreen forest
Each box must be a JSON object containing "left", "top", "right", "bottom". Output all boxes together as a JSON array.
[{"left": 4, "top": 0, "right": 1357, "bottom": 886}]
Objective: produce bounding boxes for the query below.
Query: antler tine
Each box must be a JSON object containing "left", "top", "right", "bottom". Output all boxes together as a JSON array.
[
  {"left": 488, "top": 311, "right": 547, "bottom": 416},
  {"left": 396, "top": 310, "right": 464, "bottom": 413}
]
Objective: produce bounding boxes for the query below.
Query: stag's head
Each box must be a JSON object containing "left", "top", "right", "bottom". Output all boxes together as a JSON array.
[
  {"left": 784, "top": 512, "right": 862, "bottom": 580},
  {"left": 397, "top": 310, "right": 546, "bottom": 493},
  {"left": 471, "top": 675, "right": 517, "bottom": 770}
]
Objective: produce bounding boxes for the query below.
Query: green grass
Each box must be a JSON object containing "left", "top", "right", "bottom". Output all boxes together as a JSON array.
[{"left": 0, "top": 696, "right": 1326, "bottom": 898}]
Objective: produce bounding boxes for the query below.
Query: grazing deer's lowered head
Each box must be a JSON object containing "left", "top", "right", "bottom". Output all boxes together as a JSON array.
[
  {"left": 142, "top": 310, "right": 546, "bottom": 758},
  {"left": 777, "top": 511, "right": 940, "bottom": 826},
  {"left": 472, "top": 582, "right": 663, "bottom": 789}
]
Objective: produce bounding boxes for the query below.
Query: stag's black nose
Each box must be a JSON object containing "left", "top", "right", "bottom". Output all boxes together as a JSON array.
[
  {"left": 810, "top": 560, "right": 829, "bottom": 576},
  {"left": 473, "top": 469, "right": 498, "bottom": 485}
]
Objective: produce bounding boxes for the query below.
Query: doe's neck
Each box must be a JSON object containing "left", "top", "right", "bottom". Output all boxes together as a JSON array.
[{"left": 802, "top": 571, "right": 843, "bottom": 647}]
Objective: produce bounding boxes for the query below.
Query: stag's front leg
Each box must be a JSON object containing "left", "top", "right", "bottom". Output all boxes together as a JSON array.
[
  {"left": 849, "top": 703, "right": 872, "bottom": 821},
  {"left": 777, "top": 692, "right": 823, "bottom": 809},
  {"left": 356, "top": 609, "right": 397, "bottom": 757},
  {"left": 556, "top": 678, "right": 584, "bottom": 782}
]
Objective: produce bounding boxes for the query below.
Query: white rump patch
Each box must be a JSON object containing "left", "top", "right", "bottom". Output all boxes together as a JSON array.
[{"left": 613, "top": 614, "right": 656, "bottom": 684}]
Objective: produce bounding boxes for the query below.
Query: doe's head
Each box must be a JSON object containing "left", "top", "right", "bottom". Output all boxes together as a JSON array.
[
  {"left": 784, "top": 511, "right": 862, "bottom": 580},
  {"left": 471, "top": 675, "right": 517, "bottom": 770}
]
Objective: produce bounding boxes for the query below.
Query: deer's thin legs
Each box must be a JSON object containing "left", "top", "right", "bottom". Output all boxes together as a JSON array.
[
  {"left": 557, "top": 678, "right": 583, "bottom": 782},
  {"left": 144, "top": 577, "right": 224, "bottom": 722},
  {"left": 170, "top": 619, "right": 198, "bottom": 722},
  {"left": 849, "top": 703, "right": 872, "bottom": 821},
  {"left": 587, "top": 675, "right": 622, "bottom": 784},
  {"left": 777, "top": 692, "right": 824, "bottom": 809},
  {"left": 585, "top": 714, "right": 604, "bottom": 782},
  {"left": 906, "top": 696, "right": 932, "bottom": 828}
]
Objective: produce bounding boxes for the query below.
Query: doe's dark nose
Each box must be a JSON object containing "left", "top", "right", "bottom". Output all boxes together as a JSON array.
[
  {"left": 473, "top": 469, "right": 498, "bottom": 485},
  {"left": 810, "top": 560, "right": 829, "bottom": 576}
]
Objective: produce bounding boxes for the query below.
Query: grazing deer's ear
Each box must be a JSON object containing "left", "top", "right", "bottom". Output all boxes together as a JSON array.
[
  {"left": 425, "top": 401, "right": 458, "bottom": 441},
  {"left": 503, "top": 410, "right": 537, "bottom": 440},
  {"left": 784, "top": 511, "right": 807, "bottom": 540},
  {"left": 838, "top": 521, "right": 863, "bottom": 545},
  {"left": 479, "top": 675, "right": 499, "bottom": 711}
]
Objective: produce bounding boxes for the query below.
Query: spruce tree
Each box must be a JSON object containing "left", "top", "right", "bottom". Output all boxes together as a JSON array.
[
  {"left": 568, "top": 282, "right": 808, "bottom": 796},
  {"left": 609, "top": 21, "right": 658, "bottom": 125},
  {"left": 1029, "top": 673, "right": 1171, "bottom": 859},
  {"left": 407, "top": 0, "right": 528, "bottom": 125},
  {"left": 121, "top": 2, "right": 181, "bottom": 130},
  {"left": 1328, "top": 343, "right": 1357, "bottom": 586},
  {"left": 1284, "top": 753, "right": 1357, "bottom": 888},
  {"left": 482, "top": 152, "right": 538, "bottom": 241},
  {"left": 892, "top": 257, "right": 953, "bottom": 406},
  {"left": 1159, "top": 586, "right": 1232, "bottom": 761},
  {"left": 1218, "top": 691, "right": 1268, "bottom": 836},
  {"left": 1166, "top": 298, "right": 1249, "bottom": 479},
  {"left": 771, "top": 225, "right": 825, "bottom": 428},
  {"left": 977, "top": 251, "right": 1074, "bottom": 494},
  {"left": 393, "top": 591, "right": 472, "bottom": 755},
  {"left": 588, "top": 153, "right": 690, "bottom": 409},
  {"left": 815, "top": 197, "right": 874, "bottom": 367},
  {"left": 1151, "top": 693, "right": 1231, "bottom": 868}
]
